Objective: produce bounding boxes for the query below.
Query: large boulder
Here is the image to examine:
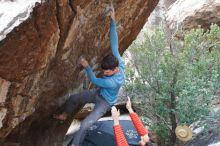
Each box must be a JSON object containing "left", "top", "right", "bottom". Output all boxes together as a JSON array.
[
  {"left": 0, "top": 0, "right": 158, "bottom": 145},
  {"left": 166, "top": 0, "right": 220, "bottom": 30}
]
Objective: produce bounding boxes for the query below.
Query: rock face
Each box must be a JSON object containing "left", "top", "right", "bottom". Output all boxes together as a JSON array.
[
  {"left": 145, "top": 0, "right": 176, "bottom": 28},
  {"left": 167, "top": 0, "right": 220, "bottom": 30},
  {"left": 0, "top": 0, "right": 41, "bottom": 41},
  {"left": 0, "top": 0, "right": 158, "bottom": 145},
  {"left": 187, "top": 128, "right": 220, "bottom": 146},
  {"left": 137, "top": 0, "right": 176, "bottom": 42}
]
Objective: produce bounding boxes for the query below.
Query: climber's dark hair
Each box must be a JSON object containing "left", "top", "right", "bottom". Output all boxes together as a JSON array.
[{"left": 101, "top": 54, "right": 118, "bottom": 70}]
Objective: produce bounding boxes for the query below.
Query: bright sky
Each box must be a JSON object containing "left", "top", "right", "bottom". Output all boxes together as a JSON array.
[{"left": 0, "top": 0, "right": 41, "bottom": 41}]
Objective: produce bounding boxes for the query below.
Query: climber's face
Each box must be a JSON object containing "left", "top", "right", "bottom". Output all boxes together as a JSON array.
[{"left": 103, "top": 67, "right": 119, "bottom": 76}]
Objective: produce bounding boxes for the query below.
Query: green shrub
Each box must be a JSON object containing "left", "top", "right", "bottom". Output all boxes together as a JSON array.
[{"left": 125, "top": 24, "right": 220, "bottom": 145}]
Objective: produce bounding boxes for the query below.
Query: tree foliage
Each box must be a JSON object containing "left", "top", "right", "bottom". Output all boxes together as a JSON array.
[{"left": 124, "top": 24, "right": 220, "bottom": 145}]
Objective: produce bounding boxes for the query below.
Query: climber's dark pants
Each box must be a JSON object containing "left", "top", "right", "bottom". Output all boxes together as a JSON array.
[{"left": 62, "top": 88, "right": 111, "bottom": 146}]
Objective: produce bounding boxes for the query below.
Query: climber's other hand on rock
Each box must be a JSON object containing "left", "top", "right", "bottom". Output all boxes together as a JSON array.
[{"left": 79, "top": 56, "right": 88, "bottom": 68}]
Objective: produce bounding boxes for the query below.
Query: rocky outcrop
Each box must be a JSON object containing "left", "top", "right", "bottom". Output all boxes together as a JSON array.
[
  {"left": 138, "top": 0, "right": 176, "bottom": 41},
  {"left": 145, "top": 0, "right": 176, "bottom": 29},
  {"left": 167, "top": 0, "right": 220, "bottom": 30},
  {"left": 187, "top": 127, "right": 220, "bottom": 146},
  {"left": 0, "top": 0, "right": 41, "bottom": 41},
  {"left": 0, "top": 0, "right": 158, "bottom": 145}
]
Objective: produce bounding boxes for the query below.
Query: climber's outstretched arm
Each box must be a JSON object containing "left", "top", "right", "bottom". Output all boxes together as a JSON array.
[{"left": 109, "top": 4, "right": 125, "bottom": 70}]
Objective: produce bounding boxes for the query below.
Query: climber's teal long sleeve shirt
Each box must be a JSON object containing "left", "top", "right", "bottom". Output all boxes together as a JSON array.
[{"left": 85, "top": 19, "right": 125, "bottom": 105}]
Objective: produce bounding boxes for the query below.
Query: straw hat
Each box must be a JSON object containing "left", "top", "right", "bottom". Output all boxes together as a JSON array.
[{"left": 175, "top": 125, "right": 192, "bottom": 142}]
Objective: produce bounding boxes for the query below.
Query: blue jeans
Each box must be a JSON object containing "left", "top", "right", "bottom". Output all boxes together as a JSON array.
[{"left": 62, "top": 89, "right": 111, "bottom": 146}]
